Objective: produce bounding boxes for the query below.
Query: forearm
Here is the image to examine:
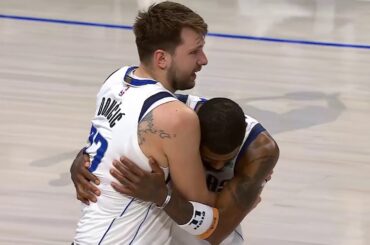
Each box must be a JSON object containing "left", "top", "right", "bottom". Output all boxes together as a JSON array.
[
  {"left": 162, "top": 189, "right": 194, "bottom": 225},
  {"left": 207, "top": 181, "right": 262, "bottom": 244},
  {"left": 207, "top": 210, "right": 246, "bottom": 245},
  {"left": 206, "top": 135, "right": 280, "bottom": 243}
]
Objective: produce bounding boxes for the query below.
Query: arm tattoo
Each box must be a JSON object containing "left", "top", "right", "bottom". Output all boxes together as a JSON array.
[
  {"left": 226, "top": 176, "right": 262, "bottom": 209},
  {"left": 236, "top": 177, "right": 262, "bottom": 208},
  {"left": 138, "top": 111, "right": 175, "bottom": 145},
  {"left": 158, "top": 130, "right": 171, "bottom": 139},
  {"left": 228, "top": 155, "right": 276, "bottom": 209}
]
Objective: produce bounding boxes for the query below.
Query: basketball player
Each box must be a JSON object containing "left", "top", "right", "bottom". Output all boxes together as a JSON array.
[
  {"left": 72, "top": 2, "right": 220, "bottom": 244},
  {"left": 110, "top": 95, "right": 278, "bottom": 245},
  {"left": 71, "top": 95, "right": 279, "bottom": 244}
]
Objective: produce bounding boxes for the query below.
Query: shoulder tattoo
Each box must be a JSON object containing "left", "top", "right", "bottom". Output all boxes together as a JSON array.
[{"left": 138, "top": 111, "right": 175, "bottom": 145}]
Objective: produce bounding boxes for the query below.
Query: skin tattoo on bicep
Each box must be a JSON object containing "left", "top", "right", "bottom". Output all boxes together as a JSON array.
[{"left": 137, "top": 111, "right": 175, "bottom": 145}]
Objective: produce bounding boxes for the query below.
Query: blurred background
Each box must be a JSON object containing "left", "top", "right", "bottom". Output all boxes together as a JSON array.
[{"left": 0, "top": 0, "right": 369, "bottom": 244}]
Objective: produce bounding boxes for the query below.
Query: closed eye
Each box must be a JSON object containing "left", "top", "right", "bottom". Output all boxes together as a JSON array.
[{"left": 189, "top": 50, "right": 198, "bottom": 55}]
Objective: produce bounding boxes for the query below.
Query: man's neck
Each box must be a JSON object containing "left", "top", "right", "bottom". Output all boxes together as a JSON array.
[{"left": 135, "top": 65, "right": 175, "bottom": 93}]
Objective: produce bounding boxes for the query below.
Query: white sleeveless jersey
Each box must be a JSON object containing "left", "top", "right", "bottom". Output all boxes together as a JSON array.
[
  {"left": 74, "top": 66, "right": 177, "bottom": 245},
  {"left": 172, "top": 94, "right": 267, "bottom": 245}
]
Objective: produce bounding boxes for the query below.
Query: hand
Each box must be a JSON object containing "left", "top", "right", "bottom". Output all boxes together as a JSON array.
[
  {"left": 110, "top": 156, "right": 167, "bottom": 206},
  {"left": 70, "top": 148, "right": 101, "bottom": 205}
]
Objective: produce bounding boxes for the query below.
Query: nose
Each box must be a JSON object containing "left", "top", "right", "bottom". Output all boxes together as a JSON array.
[
  {"left": 212, "top": 161, "right": 225, "bottom": 170},
  {"left": 198, "top": 50, "right": 208, "bottom": 66}
]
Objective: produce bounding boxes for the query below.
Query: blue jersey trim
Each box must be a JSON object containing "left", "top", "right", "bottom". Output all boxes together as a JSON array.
[
  {"left": 195, "top": 97, "right": 207, "bottom": 111},
  {"left": 175, "top": 94, "right": 189, "bottom": 103},
  {"left": 124, "top": 66, "right": 157, "bottom": 86},
  {"left": 129, "top": 204, "right": 153, "bottom": 244},
  {"left": 98, "top": 198, "right": 136, "bottom": 244},
  {"left": 138, "top": 92, "right": 175, "bottom": 122},
  {"left": 235, "top": 123, "right": 266, "bottom": 163},
  {"left": 175, "top": 94, "right": 208, "bottom": 111}
]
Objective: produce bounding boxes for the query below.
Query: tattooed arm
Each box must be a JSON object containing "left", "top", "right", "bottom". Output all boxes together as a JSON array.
[
  {"left": 206, "top": 131, "right": 279, "bottom": 244},
  {"left": 135, "top": 101, "right": 216, "bottom": 205},
  {"left": 111, "top": 131, "right": 279, "bottom": 244},
  {"left": 163, "top": 131, "right": 279, "bottom": 244},
  {"left": 70, "top": 100, "right": 215, "bottom": 206}
]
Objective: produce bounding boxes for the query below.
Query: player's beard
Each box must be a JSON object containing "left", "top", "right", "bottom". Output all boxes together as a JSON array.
[{"left": 167, "top": 63, "right": 195, "bottom": 91}]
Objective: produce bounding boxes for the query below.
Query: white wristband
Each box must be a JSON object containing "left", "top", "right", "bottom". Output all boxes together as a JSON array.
[{"left": 178, "top": 201, "right": 219, "bottom": 240}]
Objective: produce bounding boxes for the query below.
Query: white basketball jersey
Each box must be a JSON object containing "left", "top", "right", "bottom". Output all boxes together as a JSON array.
[
  {"left": 74, "top": 66, "right": 177, "bottom": 245},
  {"left": 173, "top": 94, "right": 267, "bottom": 245}
]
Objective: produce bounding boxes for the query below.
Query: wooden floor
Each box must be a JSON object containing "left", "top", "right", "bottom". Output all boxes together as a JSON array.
[{"left": 1, "top": 0, "right": 369, "bottom": 244}]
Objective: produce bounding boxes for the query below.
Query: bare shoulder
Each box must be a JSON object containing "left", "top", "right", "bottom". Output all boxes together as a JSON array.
[
  {"left": 137, "top": 100, "right": 199, "bottom": 166},
  {"left": 137, "top": 100, "right": 199, "bottom": 146},
  {"left": 235, "top": 131, "right": 279, "bottom": 174},
  {"left": 151, "top": 100, "right": 199, "bottom": 131},
  {"left": 247, "top": 131, "right": 279, "bottom": 158}
]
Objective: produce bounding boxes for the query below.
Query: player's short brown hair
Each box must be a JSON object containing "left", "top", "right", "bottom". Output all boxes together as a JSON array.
[{"left": 133, "top": 1, "right": 208, "bottom": 64}]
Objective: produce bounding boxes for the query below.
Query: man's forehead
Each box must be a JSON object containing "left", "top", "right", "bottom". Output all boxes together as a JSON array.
[
  {"left": 201, "top": 146, "right": 239, "bottom": 161},
  {"left": 180, "top": 28, "right": 205, "bottom": 46}
]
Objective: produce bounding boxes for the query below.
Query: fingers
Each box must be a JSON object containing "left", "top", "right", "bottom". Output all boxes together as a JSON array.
[
  {"left": 77, "top": 190, "right": 94, "bottom": 205},
  {"left": 110, "top": 157, "right": 151, "bottom": 195},
  {"left": 148, "top": 157, "right": 164, "bottom": 174},
  {"left": 71, "top": 149, "right": 100, "bottom": 186},
  {"left": 110, "top": 167, "right": 137, "bottom": 191},
  {"left": 75, "top": 185, "right": 97, "bottom": 204},
  {"left": 119, "top": 157, "right": 146, "bottom": 177},
  {"left": 113, "top": 160, "right": 141, "bottom": 184},
  {"left": 83, "top": 153, "right": 90, "bottom": 163},
  {"left": 71, "top": 149, "right": 101, "bottom": 204},
  {"left": 81, "top": 173, "right": 101, "bottom": 196},
  {"left": 81, "top": 162, "right": 100, "bottom": 185},
  {"left": 111, "top": 182, "right": 133, "bottom": 196},
  {"left": 77, "top": 194, "right": 90, "bottom": 205},
  {"left": 76, "top": 174, "right": 99, "bottom": 200}
]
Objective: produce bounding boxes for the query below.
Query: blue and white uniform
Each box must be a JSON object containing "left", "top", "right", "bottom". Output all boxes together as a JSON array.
[
  {"left": 172, "top": 94, "right": 267, "bottom": 245},
  {"left": 74, "top": 66, "right": 177, "bottom": 245}
]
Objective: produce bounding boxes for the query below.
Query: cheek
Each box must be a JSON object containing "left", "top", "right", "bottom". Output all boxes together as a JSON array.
[
  {"left": 180, "top": 55, "right": 197, "bottom": 67},
  {"left": 176, "top": 63, "right": 193, "bottom": 76},
  {"left": 172, "top": 58, "right": 196, "bottom": 78}
]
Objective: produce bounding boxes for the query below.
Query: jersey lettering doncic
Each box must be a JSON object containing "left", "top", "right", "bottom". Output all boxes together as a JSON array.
[{"left": 74, "top": 66, "right": 177, "bottom": 245}]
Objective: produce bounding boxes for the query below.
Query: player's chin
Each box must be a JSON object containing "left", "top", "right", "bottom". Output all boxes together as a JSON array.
[
  {"left": 188, "top": 79, "right": 196, "bottom": 89},
  {"left": 190, "top": 72, "right": 197, "bottom": 83},
  {"left": 180, "top": 78, "right": 196, "bottom": 90},
  {"left": 189, "top": 74, "right": 197, "bottom": 85}
]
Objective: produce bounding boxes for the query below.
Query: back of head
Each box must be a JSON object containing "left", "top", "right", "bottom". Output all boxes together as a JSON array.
[
  {"left": 133, "top": 1, "right": 208, "bottom": 64},
  {"left": 198, "top": 98, "right": 247, "bottom": 154}
]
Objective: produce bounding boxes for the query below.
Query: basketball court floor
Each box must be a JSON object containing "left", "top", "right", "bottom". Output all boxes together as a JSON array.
[{"left": 0, "top": 0, "right": 369, "bottom": 244}]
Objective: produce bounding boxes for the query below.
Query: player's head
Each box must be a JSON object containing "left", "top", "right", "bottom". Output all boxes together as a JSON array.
[
  {"left": 197, "top": 98, "right": 246, "bottom": 171},
  {"left": 133, "top": 1, "right": 208, "bottom": 91}
]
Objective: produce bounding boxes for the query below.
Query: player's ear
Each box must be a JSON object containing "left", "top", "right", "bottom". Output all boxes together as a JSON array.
[{"left": 153, "top": 49, "right": 170, "bottom": 70}]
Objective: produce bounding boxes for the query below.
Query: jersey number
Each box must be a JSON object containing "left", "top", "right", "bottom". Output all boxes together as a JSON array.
[
  {"left": 206, "top": 174, "right": 228, "bottom": 192},
  {"left": 87, "top": 125, "right": 108, "bottom": 172}
]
